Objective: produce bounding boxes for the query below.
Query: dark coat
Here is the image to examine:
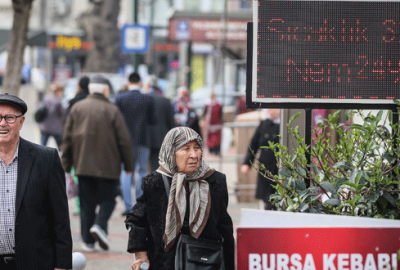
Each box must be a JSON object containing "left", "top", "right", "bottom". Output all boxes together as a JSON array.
[
  {"left": 243, "top": 119, "right": 280, "bottom": 201},
  {"left": 68, "top": 91, "right": 88, "bottom": 111},
  {"left": 125, "top": 171, "right": 235, "bottom": 270},
  {"left": 148, "top": 92, "right": 175, "bottom": 150},
  {"left": 115, "top": 89, "right": 157, "bottom": 148},
  {"left": 61, "top": 94, "right": 134, "bottom": 179},
  {"left": 15, "top": 138, "right": 72, "bottom": 269}
]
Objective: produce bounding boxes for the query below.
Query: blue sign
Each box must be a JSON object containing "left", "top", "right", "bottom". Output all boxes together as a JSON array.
[
  {"left": 121, "top": 24, "right": 150, "bottom": 53},
  {"left": 176, "top": 20, "right": 190, "bottom": 40}
]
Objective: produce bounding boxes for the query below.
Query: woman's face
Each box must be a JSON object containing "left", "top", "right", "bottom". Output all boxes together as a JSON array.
[{"left": 175, "top": 140, "right": 202, "bottom": 174}]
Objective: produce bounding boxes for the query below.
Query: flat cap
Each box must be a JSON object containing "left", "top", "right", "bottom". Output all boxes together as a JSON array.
[
  {"left": 90, "top": 74, "right": 110, "bottom": 85},
  {"left": 0, "top": 93, "right": 28, "bottom": 114}
]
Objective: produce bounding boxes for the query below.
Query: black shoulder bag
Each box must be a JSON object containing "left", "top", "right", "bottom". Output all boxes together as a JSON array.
[{"left": 161, "top": 174, "right": 225, "bottom": 270}]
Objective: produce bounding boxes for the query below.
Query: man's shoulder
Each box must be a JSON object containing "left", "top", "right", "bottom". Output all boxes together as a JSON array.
[{"left": 19, "top": 138, "right": 55, "bottom": 155}]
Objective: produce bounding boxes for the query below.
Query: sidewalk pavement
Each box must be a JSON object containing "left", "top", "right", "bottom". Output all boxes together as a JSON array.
[{"left": 20, "top": 111, "right": 260, "bottom": 270}]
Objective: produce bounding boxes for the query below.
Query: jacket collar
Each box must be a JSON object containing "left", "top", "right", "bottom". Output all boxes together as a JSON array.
[
  {"left": 88, "top": 93, "right": 110, "bottom": 102},
  {"left": 15, "top": 137, "right": 34, "bottom": 217}
]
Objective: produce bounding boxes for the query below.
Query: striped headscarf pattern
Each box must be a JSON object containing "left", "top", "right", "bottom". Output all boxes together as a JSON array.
[{"left": 157, "top": 127, "right": 213, "bottom": 252}]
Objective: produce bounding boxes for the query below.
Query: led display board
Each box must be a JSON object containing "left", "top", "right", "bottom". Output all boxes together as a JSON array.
[{"left": 251, "top": 1, "right": 400, "bottom": 108}]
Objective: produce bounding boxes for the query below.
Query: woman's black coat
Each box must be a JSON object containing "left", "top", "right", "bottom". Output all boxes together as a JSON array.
[
  {"left": 125, "top": 171, "right": 235, "bottom": 270},
  {"left": 243, "top": 119, "right": 280, "bottom": 202}
]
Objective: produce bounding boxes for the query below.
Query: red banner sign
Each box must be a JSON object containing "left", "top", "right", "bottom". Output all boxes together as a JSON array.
[
  {"left": 169, "top": 18, "right": 248, "bottom": 42},
  {"left": 237, "top": 228, "right": 400, "bottom": 270}
]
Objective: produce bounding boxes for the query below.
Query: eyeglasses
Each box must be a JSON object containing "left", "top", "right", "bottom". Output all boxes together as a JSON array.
[{"left": 0, "top": 114, "right": 23, "bottom": 124}]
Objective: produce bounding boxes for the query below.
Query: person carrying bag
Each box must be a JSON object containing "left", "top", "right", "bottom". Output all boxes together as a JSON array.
[{"left": 125, "top": 127, "right": 234, "bottom": 270}]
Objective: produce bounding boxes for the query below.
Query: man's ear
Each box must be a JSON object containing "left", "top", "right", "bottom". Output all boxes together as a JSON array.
[{"left": 103, "top": 87, "right": 110, "bottom": 98}]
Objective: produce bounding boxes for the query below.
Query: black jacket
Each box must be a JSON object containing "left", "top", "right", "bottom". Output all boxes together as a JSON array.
[
  {"left": 15, "top": 138, "right": 72, "bottom": 269},
  {"left": 115, "top": 89, "right": 157, "bottom": 148},
  {"left": 125, "top": 171, "right": 235, "bottom": 270},
  {"left": 148, "top": 92, "right": 175, "bottom": 150},
  {"left": 244, "top": 119, "right": 280, "bottom": 173}
]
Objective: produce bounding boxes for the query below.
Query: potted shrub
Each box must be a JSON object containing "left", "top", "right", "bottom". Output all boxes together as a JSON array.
[{"left": 254, "top": 108, "right": 400, "bottom": 218}]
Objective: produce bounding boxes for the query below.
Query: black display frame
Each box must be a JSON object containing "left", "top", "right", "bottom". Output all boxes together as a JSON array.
[{"left": 247, "top": 1, "right": 400, "bottom": 110}]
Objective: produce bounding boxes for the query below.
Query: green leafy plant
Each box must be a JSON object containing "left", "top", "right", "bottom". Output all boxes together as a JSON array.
[{"left": 253, "top": 108, "right": 400, "bottom": 218}]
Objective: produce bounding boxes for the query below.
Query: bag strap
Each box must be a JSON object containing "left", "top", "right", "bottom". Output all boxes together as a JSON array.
[{"left": 161, "top": 174, "right": 170, "bottom": 197}]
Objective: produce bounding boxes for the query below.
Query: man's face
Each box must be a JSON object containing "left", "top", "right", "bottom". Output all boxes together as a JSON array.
[{"left": 0, "top": 104, "right": 25, "bottom": 147}]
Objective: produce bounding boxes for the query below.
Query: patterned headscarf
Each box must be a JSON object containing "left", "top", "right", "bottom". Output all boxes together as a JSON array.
[{"left": 157, "top": 127, "right": 214, "bottom": 252}]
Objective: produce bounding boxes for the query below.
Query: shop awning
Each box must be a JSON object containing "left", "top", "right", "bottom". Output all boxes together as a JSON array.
[{"left": 0, "top": 29, "right": 47, "bottom": 52}]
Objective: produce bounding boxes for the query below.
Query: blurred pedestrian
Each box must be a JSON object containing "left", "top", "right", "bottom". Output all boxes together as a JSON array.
[
  {"left": 39, "top": 82, "right": 67, "bottom": 149},
  {"left": 143, "top": 75, "right": 175, "bottom": 172},
  {"left": 0, "top": 94, "right": 72, "bottom": 269},
  {"left": 68, "top": 76, "right": 90, "bottom": 111},
  {"left": 241, "top": 109, "right": 280, "bottom": 210},
  {"left": 62, "top": 75, "right": 134, "bottom": 252},
  {"left": 173, "top": 86, "right": 202, "bottom": 137},
  {"left": 115, "top": 72, "right": 157, "bottom": 216},
  {"left": 125, "top": 127, "right": 234, "bottom": 270},
  {"left": 202, "top": 90, "right": 222, "bottom": 155},
  {"left": 66, "top": 76, "right": 90, "bottom": 217}
]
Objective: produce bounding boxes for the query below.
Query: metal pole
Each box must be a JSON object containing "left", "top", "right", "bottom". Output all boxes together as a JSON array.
[
  {"left": 132, "top": 0, "right": 139, "bottom": 72},
  {"left": 217, "top": 0, "right": 228, "bottom": 171},
  {"left": 305, "top": 108, "right": 312, "bottom": 188}
]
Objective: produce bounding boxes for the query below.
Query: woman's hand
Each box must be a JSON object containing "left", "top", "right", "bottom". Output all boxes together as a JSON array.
[
  {"left": 241, "top": 164, "right": 251, "bottom": 175},
  {"left": 131, "top": 251, "right": 150, "bottom": 270}
]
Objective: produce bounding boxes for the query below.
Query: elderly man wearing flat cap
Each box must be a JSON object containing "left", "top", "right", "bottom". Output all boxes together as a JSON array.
[
  {"left": 62, "top": 75, "right": 134, "bottom": 252},
  {"left": 0, "top": 93, "right": 72, "bottom": 270}
]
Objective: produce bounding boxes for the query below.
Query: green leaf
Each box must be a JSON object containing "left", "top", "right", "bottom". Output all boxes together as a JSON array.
[
  {"left": 345, "top": 110, "right": 352, "bottom": 121},
  {"left": 299, "top": 203, "right": 309, "bottom": 212},
  {"left": 394, "top": 99, "right": 400, "bottom": 107},
  {"left": 333, "top": 161, "right": 351, "bottom": 170},
  {"left": 279, "top": 170, "right": 291, "bottom": 178},
  {"left": 388, "top": 110, "right": 393, "bottom": 123},
  {"left": 354, "top": 171, "right": 363, "bottom": 185},
  {"left": 324, "top": 198, "right": 341, "bottom": 207},
  {"left": 309, "top": 194, "right": 322, "bottom": 201},
  {"left": 285, "top": 177, "right": 296, "bottom": 189},
  {"left": 289, "top": 112, "right": 302, "bottom": 125},
  {"left": 309, "top": 186, "right": 319, "bottom": 193},
  {"left": 349, "top": 169, "right": 358, "bottom": 184},
  {"left": 320, "top": 182, "right": 336, "bottom": 194},
  {"left": 383, "top": 153, "right": 396, "bottom": 163},
  {"left": 335, "top": 178, "right": 347, "bottom": 190},
  {"left": 307, "top": 164, "right": 319, "bottom": 175},
  {"left": 376, "top": 110, "right": 383, "bottom": 123},
  {"left": 383, "top": 191, "right": 397, "bottom": 206},
  {"left": 296, "top": 167, "right": 307, "bottom": 177},
  {"left": 295, "top": 179, "right": 307, "bottom": 191},
  {"left": 338, "top": 184, "right": 358, "bottom": 192},
  {"left": 291, "top": 153, "right": 298, "bottom": 164},
  {"left": 366, "top": 192, "right": 380, "bottom": 203},
  {"left": 269, "top": 194, "right": 281, "bottom": 200}
]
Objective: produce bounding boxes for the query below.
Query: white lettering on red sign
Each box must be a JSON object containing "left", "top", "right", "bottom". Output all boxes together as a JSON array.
[{"left": 249, "top": 253, "right": 397, "bottom": 270}]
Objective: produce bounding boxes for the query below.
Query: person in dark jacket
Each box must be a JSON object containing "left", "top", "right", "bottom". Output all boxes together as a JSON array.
[
  {"left": 125, "top": 127, "right": 234, "bottom": 270},
  {"left": 62, "top": 75, "right": 134, "bottom": 252},
  {"left": 68, "top": 76, "right": 89, "bottom": 111},
  {"left": 0, "top": 94, "right": 72, "bottom": 270},
  {"left": 143, "top": 75, "right": 175, "bottom": 172},
  {"left": 115, "top": 72, "right": 157, "bottom": 215},
  {"left": 241, "top": 109, "right": 281, "bottom": 210}
]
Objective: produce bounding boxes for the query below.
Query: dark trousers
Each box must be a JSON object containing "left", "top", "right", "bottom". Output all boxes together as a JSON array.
[
  {"left": 78, "top": 176, "right": 119, "bottom": 244},
  {"left": 0, "top": 255, "right": 16, "bottom": 270},
  {"left": 41, "top": 132, "right": 62, "bottom": 149},
  {"left": 149, "top": 148, "right": 160, "bottom": 172}
]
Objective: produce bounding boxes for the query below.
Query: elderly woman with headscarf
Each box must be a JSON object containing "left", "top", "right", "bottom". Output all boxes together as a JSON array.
[{"left": 125, "top": 127, "right": 234, "bottom": 270}]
